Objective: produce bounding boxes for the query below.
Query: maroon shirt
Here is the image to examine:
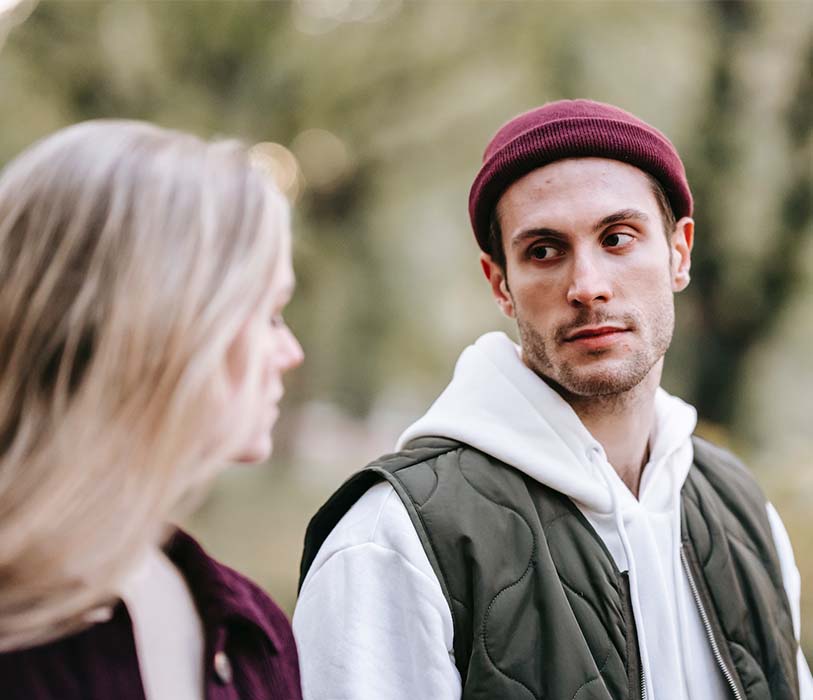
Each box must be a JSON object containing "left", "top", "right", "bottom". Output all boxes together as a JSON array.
[{"left": 0, "top": 530, "right": 302, "bottom": 700}]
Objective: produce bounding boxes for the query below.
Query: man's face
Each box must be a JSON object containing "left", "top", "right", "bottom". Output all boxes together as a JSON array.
[{"left": 481, "top": 157, "right": 693, "bottom": 399}]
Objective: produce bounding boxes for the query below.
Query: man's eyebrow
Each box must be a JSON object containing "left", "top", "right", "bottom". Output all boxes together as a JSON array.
[
  {"left": 508, "top": 209, "right": 651, "bottom": 248},
  {"left": 509, "top": 227, "right": 567, "bottom": 249},
  {"left": 594, "top": 209, "right": 650, "bottom": 231}
]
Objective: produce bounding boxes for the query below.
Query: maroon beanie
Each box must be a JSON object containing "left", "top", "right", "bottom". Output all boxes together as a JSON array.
[{"left": 468, "top": 99, "right": 692, "bottom": 252}]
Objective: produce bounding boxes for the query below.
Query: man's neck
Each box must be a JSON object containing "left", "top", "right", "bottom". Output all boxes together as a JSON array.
[{"left": 563, "top": 365, "right": 662, "bottom": 498}]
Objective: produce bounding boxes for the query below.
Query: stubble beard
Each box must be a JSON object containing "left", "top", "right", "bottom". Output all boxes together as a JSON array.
[{"left": 516, "top": 300, "right": 675, "bottom": 402}]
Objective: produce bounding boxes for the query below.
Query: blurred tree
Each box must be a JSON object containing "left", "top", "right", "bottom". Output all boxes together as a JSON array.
[
  {"left": 1, "top": 0, "right": 810, "bottom": 436},
  {"left": 686, "top": 1, "right": 813, "bottom": 428}
]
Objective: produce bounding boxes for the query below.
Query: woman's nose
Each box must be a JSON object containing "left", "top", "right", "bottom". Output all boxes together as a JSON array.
[{"left": 280, "top": 327, "right": 304, "bottom": 372}]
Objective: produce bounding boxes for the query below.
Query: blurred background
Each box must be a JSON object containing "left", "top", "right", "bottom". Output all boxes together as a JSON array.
[{"left": 1, "top": 0, "right": 811, "bottom": 656}]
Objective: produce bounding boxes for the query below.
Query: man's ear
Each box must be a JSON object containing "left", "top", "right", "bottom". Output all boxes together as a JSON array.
[
  {"left": 670, "top": 217, "right": 694, "bottom": 292},
  {"left": 480, "top": 252, "right": 515, "bottom": 318}
]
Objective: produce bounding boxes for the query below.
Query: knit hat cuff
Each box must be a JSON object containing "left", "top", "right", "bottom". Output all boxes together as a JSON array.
[{"left": 468, "top": 116, "right": 692, "bottom": 252}]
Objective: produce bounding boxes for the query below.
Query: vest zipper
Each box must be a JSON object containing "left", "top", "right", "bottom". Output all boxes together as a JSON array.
[
  {"left": 640, "top": 664, "right": 646, "bottom": 700},
  {"left": 679, "top": 546, "right": 743, "bottom": 700},
  {"left": 620, "top": 570, "right": 646, "bottom": 700}
]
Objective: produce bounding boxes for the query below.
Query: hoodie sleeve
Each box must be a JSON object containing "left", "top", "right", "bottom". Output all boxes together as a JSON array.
[
  {"left": 766, "top": 502, "right": 813, "bottom": 697},
  {"left": 293, "top": 482, "right": 461, "bottom": 700}
]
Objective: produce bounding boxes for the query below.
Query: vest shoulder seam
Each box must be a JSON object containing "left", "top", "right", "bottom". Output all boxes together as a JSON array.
[{"left": 361, "top": 442, "right": 463, "bottom": 485}]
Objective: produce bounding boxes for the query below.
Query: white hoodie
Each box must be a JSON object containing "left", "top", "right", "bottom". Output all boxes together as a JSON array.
[{"left": 294, "top": 332, "right": 812, "bottom": 700}]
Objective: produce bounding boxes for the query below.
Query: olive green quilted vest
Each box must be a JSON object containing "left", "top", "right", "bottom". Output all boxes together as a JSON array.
[{"left": 300, "top": 436, "right": 799, "bottom": 699}]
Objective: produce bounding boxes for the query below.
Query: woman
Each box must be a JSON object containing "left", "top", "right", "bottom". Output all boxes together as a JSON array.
[{"left": 0, "top": 120, "right": 304, "bottom": 699}]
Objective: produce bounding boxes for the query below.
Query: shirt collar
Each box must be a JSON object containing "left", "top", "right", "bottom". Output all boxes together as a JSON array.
[{"left": 163, "top": 529, "right": 284, "bottom": 653}]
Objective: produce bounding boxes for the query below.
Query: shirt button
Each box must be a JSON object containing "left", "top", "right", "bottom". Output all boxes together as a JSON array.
[{"left": 213, "top": 651, "right": 233, "bottom": 685}]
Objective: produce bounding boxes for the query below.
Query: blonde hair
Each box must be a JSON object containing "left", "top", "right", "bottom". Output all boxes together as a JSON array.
[{"left": 0, "top": 120, "right": 290, "bottom": 650}]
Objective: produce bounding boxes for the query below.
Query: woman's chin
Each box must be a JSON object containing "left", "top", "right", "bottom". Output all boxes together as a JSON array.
[{"left": 233, "top": 435, "right": 273, "bottom": 464}]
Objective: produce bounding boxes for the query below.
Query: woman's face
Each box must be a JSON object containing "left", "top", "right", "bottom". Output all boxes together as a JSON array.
[{"left": 227, "top": 231, "right": 304, "bottom": 463}]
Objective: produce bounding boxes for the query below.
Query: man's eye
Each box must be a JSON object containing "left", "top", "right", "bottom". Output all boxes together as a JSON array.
[
  {"left": 529, "top": 245, "right": 561, "bottom": 260},
  {"left": 270, "top": 314, "right": 286, "bottom": 328},
  {"left": 603, "top": 232, "right": 634, "bottom": 248}
]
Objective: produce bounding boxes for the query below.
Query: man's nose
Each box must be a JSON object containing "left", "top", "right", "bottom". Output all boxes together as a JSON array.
[{"left": 566, "top": 251, "right": 613, "bottom": 307}]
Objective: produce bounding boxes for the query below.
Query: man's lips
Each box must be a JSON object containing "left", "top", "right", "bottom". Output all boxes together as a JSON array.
[
  {"left": 563, "top": 325, "right": 630, "bottom": 350},
  {"left": 564, "top": 325, "right": 628, "bottom": 341}
]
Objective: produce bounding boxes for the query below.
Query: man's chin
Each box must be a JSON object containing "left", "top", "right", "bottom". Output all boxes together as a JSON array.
[{"left": 546, "top": 359, "right": 654, "bottom": 399}]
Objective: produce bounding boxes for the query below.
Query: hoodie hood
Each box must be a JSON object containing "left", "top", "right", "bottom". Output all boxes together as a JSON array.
[{"left": 397, "top": 331, "right": 697, "bottom": 515}]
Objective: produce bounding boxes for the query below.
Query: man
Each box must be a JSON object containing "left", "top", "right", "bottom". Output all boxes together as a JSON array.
[{"left": 294, "top": 100, "right": 812, "bottom": 699}]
